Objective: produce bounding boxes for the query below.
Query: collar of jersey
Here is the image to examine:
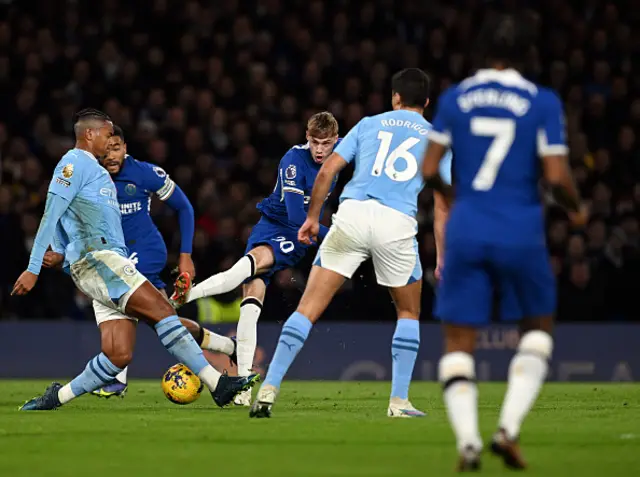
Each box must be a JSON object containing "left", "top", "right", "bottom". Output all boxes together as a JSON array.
[
  {"left": 466, "top": 68, "right": 537, "bottom": 94},
  {"left": 74, "top": 148, "right": 98, "bottom": 162}
]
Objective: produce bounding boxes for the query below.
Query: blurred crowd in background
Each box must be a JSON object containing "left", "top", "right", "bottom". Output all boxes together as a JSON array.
[{"left": 1, "top": 0, "right": 639, "bottom": 322}]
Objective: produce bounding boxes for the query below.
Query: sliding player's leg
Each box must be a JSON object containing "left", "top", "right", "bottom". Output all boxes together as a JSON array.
[
  {"left": 491, "top": 247, "right": 556, "bottom": 470},
  {"left": 125, "top": 280, "right": 258, "bottom": 407},
  {"left": 233, "top": 277, "right": 267, "bottom": 406},
  {"left": 435, "top": 241, "right": 488, "bottom": 471}
]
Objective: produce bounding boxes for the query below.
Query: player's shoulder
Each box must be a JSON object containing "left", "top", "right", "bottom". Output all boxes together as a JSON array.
[
  {"left": 57, "top": 149, "right": 100, "bottom": 175},
  {"left": 128, "top": 155, "right": 168, "bottom": 178},
  {"left": 532, "top": 85, "right": 563, "bottom": 108},
  {"left": 282, "top": 144, "right": 310, "bottom": 164}
]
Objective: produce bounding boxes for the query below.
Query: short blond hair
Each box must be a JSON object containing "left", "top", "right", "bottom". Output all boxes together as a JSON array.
[{"left": 307, "top": 111, "right": 338, "bottom": 138}]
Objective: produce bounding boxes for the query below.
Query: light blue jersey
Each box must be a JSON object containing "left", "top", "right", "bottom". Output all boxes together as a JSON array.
[
  {"left": 28, "top": 148, "right": 128, "bottom": 275},
  {"left": 336, "top": 109, "right": 452, "bottom": 218}
]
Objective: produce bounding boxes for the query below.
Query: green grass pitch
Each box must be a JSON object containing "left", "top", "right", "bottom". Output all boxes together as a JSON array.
[{"left": 1, "top": 381, "right": 638, "bottom": 476}]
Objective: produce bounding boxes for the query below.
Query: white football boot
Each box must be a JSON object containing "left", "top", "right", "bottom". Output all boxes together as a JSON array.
[
  {"left": 249, "top": 384, "right": 278, "bottom": 418},
  {"left": 233, "top": 388, "right": 252, "bottom": 407},
  {"left": 387, "top": 397, "right": 426, "bottom": 418}
]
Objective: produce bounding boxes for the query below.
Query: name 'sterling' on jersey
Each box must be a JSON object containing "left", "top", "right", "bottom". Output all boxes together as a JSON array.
[{"left": 456, "top": 88, "right": 532, "bottom": 116}]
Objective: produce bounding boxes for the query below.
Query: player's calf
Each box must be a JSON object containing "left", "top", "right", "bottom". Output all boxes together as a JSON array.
[
  {"left": 438, "top": 351, "right": 483, "bottom": 462},
  {"left": 492, "top": 329, "right": 553, "bottom": 470}
]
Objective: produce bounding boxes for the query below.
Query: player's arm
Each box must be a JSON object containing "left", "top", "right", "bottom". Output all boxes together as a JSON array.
[
  {"left": 433, "top": 150, "right": 453, "bottom": 278},
  {"left": 299, "top": 121, "right": 359, "bottom": 245},
  {"left": 144, "top": 163, "right": 196, "bottom": 277},
  {"left": 422, "top": 97, "right": 455, "bottom": 202},
  {"left": 12, "top": 159, "right": 83, "bottom": 295},
  {"left": 538, "top": 92, "right": 585, "bottom": 224}
]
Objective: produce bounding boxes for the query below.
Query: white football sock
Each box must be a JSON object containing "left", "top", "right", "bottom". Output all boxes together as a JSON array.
[
  {"left": 200, "top": 329, "right": 235, "bottom": 355},
  {"left": 198, "top": 365, "right": 222, "bottom": 392},
  {"left": 498, "top": 330, "right": 552, "bottom": 440},
  {"left": 236, "top": 297, "right": 263, "bottom": 376},
  {"left": 439, "top": 352, "right": 483, "bottom": 453},
  {"left": 115, "top": 367, "right": 128, "bottom": 384},
  {"left": 187, "top": 255, "right": 255, "bottom": 303},
  {"left": 58, "top": 383, "right": 77, "bottom": 404}
]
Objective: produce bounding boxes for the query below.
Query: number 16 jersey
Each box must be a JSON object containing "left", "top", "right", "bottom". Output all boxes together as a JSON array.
[{"left": 336, "top": 109, "right": 453, "bottom": 218}]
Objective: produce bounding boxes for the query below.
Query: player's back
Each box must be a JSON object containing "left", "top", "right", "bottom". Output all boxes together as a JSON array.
[
  {"left": 340, "top": 110, "right": 431, "bottom": 218},
  {"left": 438, "top": 70, "right": 559, "bottom": 246},
  {"left": 52, "top": 148, "right": 128, "bottom": 263}
]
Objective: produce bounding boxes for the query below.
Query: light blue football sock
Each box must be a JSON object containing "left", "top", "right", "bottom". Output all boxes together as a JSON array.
[
  {"left": 155, "top": 315, "right": 209, "bottom": 375},
  {"left": 390, "top": 318, "right": 420, "bottom": 399},
  {"left": 263, "top": 312, "right": 313, "bottom": 388},
  {"left": 69, "top": 353, "right": 123, "bottom": 397}
]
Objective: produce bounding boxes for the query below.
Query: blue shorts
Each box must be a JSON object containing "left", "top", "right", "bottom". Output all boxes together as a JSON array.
[
  {"left": 435, "top": 241, "right": 556, "bottom": 326},
  {"left": 245, "top": 216, "right": 310, "bottom": 286},
  {"left": 130, "top": 244, "right": 167, "bottom": 291}
]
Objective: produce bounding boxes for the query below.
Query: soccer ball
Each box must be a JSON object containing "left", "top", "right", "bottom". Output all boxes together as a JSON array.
[{"left": 161, "top": 363, "right": 203, "bottom": 405}]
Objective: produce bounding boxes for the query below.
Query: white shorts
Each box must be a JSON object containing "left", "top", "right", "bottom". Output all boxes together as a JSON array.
[
  {"left": 314, "top": 199, "right": 422, "bottom": 287},
  {"left": 70, "top": 250, "right": 147, "bottom": 316},
  {"left": 92, "top": 300, "right": 137, "bottom": 326}
]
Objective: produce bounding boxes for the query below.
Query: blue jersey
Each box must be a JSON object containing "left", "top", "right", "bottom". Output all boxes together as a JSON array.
[
  {"left": 110, "top": 155, "right": 177, "bottom": 286},
  {"left": 47, "top": 149, "right": 128, "bottom": 265},
  {"left": 430, "top": 68, "right": 567, "bottom": 246},
  {"left": 337, "top": 110, "right": 452, "bottom": 218},
  {"left": 257, "top": 142, "right": 340, "bottom": 227}
]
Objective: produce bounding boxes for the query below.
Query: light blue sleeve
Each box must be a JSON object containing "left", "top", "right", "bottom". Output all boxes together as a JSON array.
[
  {"left": 48, "top": 156, "right": 87, "bottom": 202},
  {"left": 334, "top": 120, "right": 362, "bottom": 164},
  {"left": 28, "top": 193, "right": 72, "bottom": 275},
  {"left": 439, "top": 150, "right": 453, "bottom": 186}
]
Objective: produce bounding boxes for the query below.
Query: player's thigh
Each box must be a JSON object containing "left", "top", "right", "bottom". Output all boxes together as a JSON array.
[
  {"left": 388, "top": 279, "right": 422, "bottom": 320},
  {"left": 247, "top": 246, "right": 276, "bottom": 274},
  {"left": 125, "top": 281, "right": 177, "bottom": 324},
  {"left": 72, "top": 250, "right": 148, "bottom": 312},
  {"left": 435, "top": 242, "right": 494, "bottom": 327},
  {"left": 495, "top": 246, "right": 557, "bottom": 320},
  {"left": 96, "top": 302, "right": 137, "bottom": 366},
  {"left": 297, "top": 265, "right": 347, "bottom": 323}
]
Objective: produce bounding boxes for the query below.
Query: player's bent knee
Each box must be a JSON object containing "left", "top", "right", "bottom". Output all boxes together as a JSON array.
[
  {"left": 103, "top": 349, "right": 133, "bottom": 369},
  {"left": 518, "top": 330, "right": 553, "bottom": 360},
  {"left": 438, "top": 351, "right": 475, "bottom": 388}
]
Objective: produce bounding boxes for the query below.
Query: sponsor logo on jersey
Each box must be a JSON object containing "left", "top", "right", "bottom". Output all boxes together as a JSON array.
[
  {"left": 62, "top": 163, "right": 74, "bottom": 178},
  {"left": 120, "top": 201, "right": 142, "bottom": 215},
  {"left": 285, "top": 165, "right": 297, "bottom": 180},
  {"left": 125, "top": 184, "right": 137, "bottom": 196}
]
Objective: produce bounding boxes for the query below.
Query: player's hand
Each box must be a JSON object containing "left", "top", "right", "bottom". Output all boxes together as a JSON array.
[
  {"left": 178, "top": 253, "right": 196, "bottom": 280},
  {"left": 43, "top": 251, "right": 64, "bottom": 268},
  {"left": 569, "top": 203, "right": 590, "bottom": 229},
  {"left": 298, "top": 218, "right": 320, "bottom": 246},
  {"left": 435, "top": 263, "right": 443, "bottom": 281},
  {"left": 11, "top": 271, "right": 38, "bottom": 296}
]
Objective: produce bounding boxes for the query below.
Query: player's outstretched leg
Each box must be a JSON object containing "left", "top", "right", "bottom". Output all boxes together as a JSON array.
[
  {"left": 438, "top": 325, "right": 483, "bottom": 471},
  {"left": 127, "top": 281, "right": 259, "bottom": 407},
  {"left": 171, "top": 246, "right": 273, "bottom": 306},
  {"left": 234, "top": 278, "right": 266, "bottom": 406},
  {"left": 250, "top": 266, "right": 345, "bottom": 418},
  {"left": 387, "top": 281, "right": 424, "bottom": 418},
  {"left": 491, "top": 318, "right": 553, "bottom": 470}
]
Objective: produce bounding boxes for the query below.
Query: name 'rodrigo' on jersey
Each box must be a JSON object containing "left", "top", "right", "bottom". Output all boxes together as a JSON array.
[
  {"left": 257, "top": 142, "right": 340, "bottom": 227},
  {"left": 338, "top": 109, "right": 452, "bottom": 218}
]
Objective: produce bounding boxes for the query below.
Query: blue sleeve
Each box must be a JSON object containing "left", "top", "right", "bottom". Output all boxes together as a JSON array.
[
  {"left": 28, "top": 193, "right": 72, "bottom": 275},
  {"left": 140, "top": 162, "right": 177, "bottom": 200},
  {"left": 439, "top": 150, "right": 453, "bottom": 185},
  {"left": 429, "top": 89, "right": 455, "bottom": 147},
  {"left": 334, "top": 120, "right": 362, "bottom": 163},
  {"left": 48, "top": 157, "right": 86, "bottom": 201},
  {"left": 164, "top": 184, "right": 195, "bottom": 254},
  {"left": 284, "top": 190, "right": 307, "bottom": 228},
  {"left": 537, "top": 90, "right": 568, "bottom": 156},
  {"left": 280, "top": 150, "right": 306, "bottom": 196}
]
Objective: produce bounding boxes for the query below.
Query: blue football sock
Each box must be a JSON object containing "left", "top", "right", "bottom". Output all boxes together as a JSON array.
[
  {"left": 69, "top": 353, "right": 123, "bottom": 397},
  {"left": 155, "top": 315, "right": 209, "bottom": 375},
  {"left": 391, "top": 318, "right": 420, "bottom": 400},
  {"left": 264, "top": 312, "right": 312, "bottom": 388}
]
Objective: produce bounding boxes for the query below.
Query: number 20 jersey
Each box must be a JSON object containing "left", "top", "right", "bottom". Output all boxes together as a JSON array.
[
  {"left": 429, "top": 68, "right": 567, "bottom": 247},
  {"left": 336, "top": 109, "right": 453, "bottom": 219}
]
